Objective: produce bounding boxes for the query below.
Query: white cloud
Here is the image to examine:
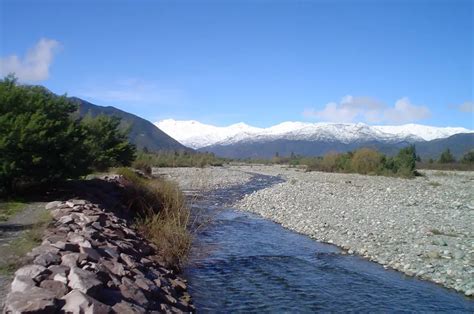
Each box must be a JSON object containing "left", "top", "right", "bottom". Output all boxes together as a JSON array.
[
  {"left": 383, "top": 97, "right": 431, "bottom": 124},
  {"left": 304, "top": 95, "right": 431, "bottom": 124},
  {"left": 77, "top": 78, "right": 185, "bottom": 106},
  {"left": 0, "top": 38, "right": 60, "bottom": 82},
  {"left": 458, "top": 101, "right": 474, "bottom": 113}
]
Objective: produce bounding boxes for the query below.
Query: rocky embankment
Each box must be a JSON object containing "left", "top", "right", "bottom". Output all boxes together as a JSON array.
[
  {"left": 3, "top": 190, "right": 194, "bottom": 312},
  {"left": 234, "top": 166, "right": 474, "bottom": 296}
]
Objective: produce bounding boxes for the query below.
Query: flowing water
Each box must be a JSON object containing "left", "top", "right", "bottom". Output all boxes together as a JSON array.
[{"left": 184, "top": 174, "right": 474, "bottom": 312}]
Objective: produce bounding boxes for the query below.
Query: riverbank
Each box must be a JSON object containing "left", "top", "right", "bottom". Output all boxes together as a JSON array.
[
  {"left": 233, "top": 165, "right": 473, "bottom": 296},
  {"left": 2, "top": 176, "right": 194, "bottom": 312}
]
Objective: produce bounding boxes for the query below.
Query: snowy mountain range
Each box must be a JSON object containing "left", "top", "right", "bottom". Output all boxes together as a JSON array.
[{"left": 155, "top": 119, "right": 473, "bottom": 150}]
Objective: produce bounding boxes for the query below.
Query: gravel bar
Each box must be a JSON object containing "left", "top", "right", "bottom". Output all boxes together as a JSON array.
[{"left": 233, "top": 165, "right": 474, "bottom": 296}]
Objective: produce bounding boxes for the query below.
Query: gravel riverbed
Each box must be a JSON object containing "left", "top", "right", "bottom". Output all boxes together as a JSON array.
[
  {"left": 234, "top": 165, "right": 474, "bottom": 296},
  {"left": 154, "top": 165, "right": 474, "bottom": 296},
  {"left": 153, "top": 166, "right": 252, "bottom": 191}
]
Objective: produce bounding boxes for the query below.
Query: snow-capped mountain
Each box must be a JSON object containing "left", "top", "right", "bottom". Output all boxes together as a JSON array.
[{"left": 155, "top": 119, "right": 473, "bottom": 149}]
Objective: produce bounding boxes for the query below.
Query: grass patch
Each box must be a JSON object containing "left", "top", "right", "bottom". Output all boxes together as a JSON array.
[
  {"left": 0, "top": 200, "right": 27, "bottom": 221},
  {"left": 428, "top": 181, "right": 442, "bottom": 187},
  {"left": 0, "top": 211, "right": 52, "bottom": 275},
  {"left": 114, "top": 167, "right": 192, "bottom": 269}
]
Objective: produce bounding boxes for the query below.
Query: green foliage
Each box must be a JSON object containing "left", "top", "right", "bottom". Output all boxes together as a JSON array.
[
  {"left": 461, "top": 150, "right": 474, "bottom": 164},
  {"left": 0, "top": 76, "right": 89, "bottom": 193},
  {"left": 82, "top": 114, "right": 136, "bottom": 171},
  {"left": 133, "top": 150, "right": 226, "bottom": 169},
  {"left": 0, "top": 75, "right": 137, "bottom": 195},
  {"left": 394, "top": 145, "right": 417, "bottom": 177},
  {"left": 438, "top": 148, "right": 455, "bottom": 163}
]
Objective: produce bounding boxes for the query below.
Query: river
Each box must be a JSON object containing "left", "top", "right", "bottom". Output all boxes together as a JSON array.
[{"left": 184, "top": 173, "right": 474, "bottom": 312}]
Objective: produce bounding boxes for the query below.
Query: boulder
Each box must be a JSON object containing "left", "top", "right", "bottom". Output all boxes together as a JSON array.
[
  {"left": 40, "top": 279, "right": 69, "bottom": 298},
  {"left": 61, "top": 252, "right": 87, "bottom": 268},
  {"left": 112, "top": 301, "right": 147, "bottom": 314},
  {"left": 34, "top": 252, "right": 62, "bottom": 267},
  {"left": 45, "top": 201, "right": 62, "bottom": 210},
  {"left": 61, "top": 289, "right": 111, "bottom": 314},
  {"left": 15, "top": 264, "right": 51, "bottom": 282},
  {"left": 4, "top": 287, "right": 56, "bottom": 313},
  {"left": 68, "top": 266, "right": 103, "bottom": 296},
  {"left": 119, "top": 277, "right": 149, "bottom": 308},
  {"left": 80, "top": 246, "right": 102, "bottom": 262},
  {"left": 11, "top": 275, "right": 35, "bottom": 292}
]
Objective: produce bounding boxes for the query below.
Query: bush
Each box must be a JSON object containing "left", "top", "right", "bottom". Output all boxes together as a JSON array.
[{"left": 351, "top": 148, "right": 384, "bottom": 174}]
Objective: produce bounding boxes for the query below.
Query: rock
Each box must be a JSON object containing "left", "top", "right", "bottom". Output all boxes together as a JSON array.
[
  {"left": 102, "top": 259, "right": 127, "bottom": 277},
  {"left": 61, "top": 253, "right": 87, "bottom": 268},
  {"left": 27, "top": 244, "right": 60, "bottom": 259},
  {"left": 34, "top": 252, "right": 62, "bottom": 267},
  {"left": 11, "top": 275, "right": 35, "bottom": 292},
  {"left": 80, "top": 246, "right": 102, "bottom": 262},
  {"left": 51, "top": 241, "right": 79, "bottom": 252},
  {"left": 120, "top": 253, "right": 137, "bottom": 268},
  {"left": 49, "top": 264, "right": 70, "bottom": 276},
  {"left": 15, "top": 264, "right": 51, "bottom": 282},
  {"left": 119, "top": 278, "right": 149, "bottom": 308},
  {"left": 102, "top": 246, "right": 120, "bottom": 259},
  {"left": 68, "top": 266, "right": 103, "bottom": 296},
  {"left": 58, "top": 215, "right": 75, "bottom": 224},
  {"left": 45, "top": 201, "right": 62, "bottom": 210},
  {"left": 4, "top": 287, "right": 56, "bottom": 313},
  {"left": 112, "top": 301, "right": 147, "bottom": 314},
  {"left": 40, "top": 279, "right": 69, "bottom": 298},
  {"left": 54, "top": 273, "right": 68, "bottom": 284},
  {"left": 61, "top": 289, "right": 111, "bottom": 314}
]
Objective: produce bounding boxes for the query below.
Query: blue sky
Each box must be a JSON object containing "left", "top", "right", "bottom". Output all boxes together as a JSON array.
[{"left": 0, "top": 0, "right": 473, "bottom": 128}]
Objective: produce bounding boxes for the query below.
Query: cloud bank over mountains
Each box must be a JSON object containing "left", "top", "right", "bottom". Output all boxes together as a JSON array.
[{"left": 304, "top": 96, "right": 431, "bottom": 124}]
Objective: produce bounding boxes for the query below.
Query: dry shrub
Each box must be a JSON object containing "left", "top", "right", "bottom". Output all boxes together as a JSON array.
[
  {"left": 320, "top": 152, "right": 339, "bottom": 172},
  {"left": 114, "top": 167, "right": 192, "bottom": 269},
  {"left": 351, "top": 148, "right": 383, "bottom": 174}
]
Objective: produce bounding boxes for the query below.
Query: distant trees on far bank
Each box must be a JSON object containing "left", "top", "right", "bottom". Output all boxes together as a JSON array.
[{"left": 0, "top": 75, "right": 136, "bottom": 195}]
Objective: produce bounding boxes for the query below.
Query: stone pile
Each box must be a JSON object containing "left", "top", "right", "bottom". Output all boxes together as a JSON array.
[{"left": 4, "top": 199, "right": 194, "bottom": 313}]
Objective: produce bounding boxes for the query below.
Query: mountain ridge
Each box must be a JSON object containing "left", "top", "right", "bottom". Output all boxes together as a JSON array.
[{"left": 156, "top": 119, "right": 473, "bottom": 149}]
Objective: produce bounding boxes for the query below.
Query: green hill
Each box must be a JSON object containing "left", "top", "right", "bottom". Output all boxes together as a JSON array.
[{"left": 70, "top": 97, "right": 189, "bottom": 152}]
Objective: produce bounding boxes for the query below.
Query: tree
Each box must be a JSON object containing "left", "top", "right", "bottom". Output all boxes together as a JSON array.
[
  {"left": 461, "top": 150, "right": 474, "bottom": 164},
  {"left": 438, "top": 148, "right": 455, "bottom": 163},
  {"left": 395, "top": 145, "right": 416, "bottom": 177},
  {"left": 0, "top": 75, "right": 89, "bottom": 193},
  {"left": 0, "top": 75, "right": 137, "bottom": 195},
  {"left": 81, "top": 114, "right": 136, "bottom": 171}
]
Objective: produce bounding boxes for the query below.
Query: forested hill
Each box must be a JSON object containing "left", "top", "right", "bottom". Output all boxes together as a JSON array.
[{"left": 71, "top": 97, "right": 190, "bottom": 152}]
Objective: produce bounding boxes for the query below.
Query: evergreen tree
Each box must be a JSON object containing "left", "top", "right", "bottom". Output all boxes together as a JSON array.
[
  {"left": 0, "top": 75, "right": 88, "bottom": 193},
  {"left": 438, "top": 148, "right": 455, "bottom": 163}
]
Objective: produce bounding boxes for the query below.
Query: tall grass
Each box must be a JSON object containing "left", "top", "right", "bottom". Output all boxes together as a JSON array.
[{"left": 114, "top": 167, "right": 192, "bottom": 269}]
